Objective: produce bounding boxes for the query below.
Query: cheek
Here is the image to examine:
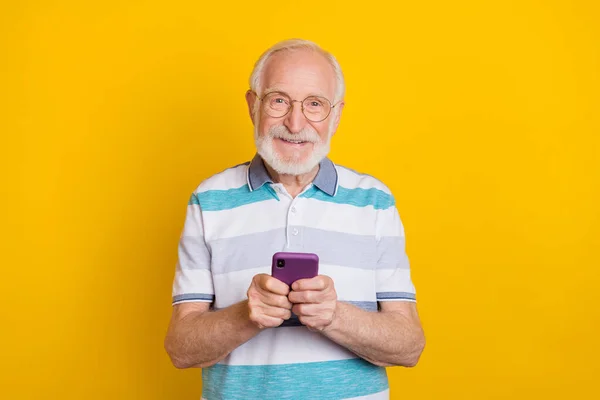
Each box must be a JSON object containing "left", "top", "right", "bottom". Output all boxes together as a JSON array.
[
  {"left": 311, "top": 122, "right": 330, "bottom": 141},
  {"left": 257, "top": 116, "right": 280, "bottom": 137},
  {"left": 257, "top": 119, "right": 271, "bottom": 137}
]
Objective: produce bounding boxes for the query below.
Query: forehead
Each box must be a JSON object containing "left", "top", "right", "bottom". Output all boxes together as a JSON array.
[{"left": 262, "top": 49, "right": 336, "bottom": 99}]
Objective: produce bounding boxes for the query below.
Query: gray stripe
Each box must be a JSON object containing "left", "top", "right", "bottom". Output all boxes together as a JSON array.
[
  {"left": 376, "top": 292, "right": 416, "bottom": 300},
  {"left": 173, "top": 293, "right": 214, "bottom": 303},
  {"left": 303, "top": 228, "right": 377, "bottom": 269},
  {"left": 178, "top": 236, "right": 211, "bottom": 270},
  {"left": 208, "top": 229, "right": 286, "bottom": 274},
  {"left": 346, "top": 300, "right": 378, "bottom": 312},
  {"left": 208, "top": 227, "right": 395, "bottom": 275},
  {"left": 377, "top": 236, "right": 409, "bottom": 269}
]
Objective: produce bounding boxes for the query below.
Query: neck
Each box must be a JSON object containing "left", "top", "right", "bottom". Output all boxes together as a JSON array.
[{"left": 264, "top": 163, "right": 320, "bottom": 198}]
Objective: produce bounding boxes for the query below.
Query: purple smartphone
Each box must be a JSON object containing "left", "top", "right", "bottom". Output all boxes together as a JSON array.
[{"left": 271, "top": 252, "right": 319, "bottom": 286}]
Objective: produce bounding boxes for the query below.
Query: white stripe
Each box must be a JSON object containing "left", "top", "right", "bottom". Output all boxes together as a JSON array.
[
  {"left": 220, "top": 326, "right": 357, "bottom": 365},
  {"left": 299, "top": 199, "right": 380, "bottom": 235},
  {"left": 321, "top": 264, "right": 377, "bottom": 302},
  {"left": 211, "top": 264, "right": 378, "bottom": 309},
  {"left": 376, "top": 206, "right": 406, "bottom": 238},
  {"left": 174, "top": 266, "right": 413, "bottom": 307},
  {"left": 336, "top": 166, "right": 392, "bottom": 194},
  {"left": 375, "top": 268, "right": 415, "bottom": 295},
  {"left": 212, "top": 266, "right": 265, "bottom": 309},
  {"left": 172, "top": 269, "right": 214, "bottom": 298},
  {"left": 202, "top": 199, "right": 287, "bottom": 241},
  {"left": 195, "top": 163, "right": 248, "bottom": 193},
  {"left": 181, "top": 204, "right": 204, "bottom": 236}
]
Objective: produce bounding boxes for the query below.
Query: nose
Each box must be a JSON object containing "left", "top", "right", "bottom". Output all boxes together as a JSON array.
[{"left": 283, "top": 100, "right": 308, "bottom": 134}]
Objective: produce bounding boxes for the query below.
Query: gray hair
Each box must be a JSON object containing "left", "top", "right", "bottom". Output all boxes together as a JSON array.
[{"left": 249, "top": 39, "right": 345, "bottom": 104}]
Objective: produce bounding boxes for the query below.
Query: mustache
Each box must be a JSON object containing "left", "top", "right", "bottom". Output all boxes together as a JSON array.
[{"left": 268, "top": 125, "right": 320, "bottom": 143}]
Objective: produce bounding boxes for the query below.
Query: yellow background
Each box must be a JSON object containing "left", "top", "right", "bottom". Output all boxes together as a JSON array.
[{"left": 2, "top": 1, "right": 599, "bottom": 399}]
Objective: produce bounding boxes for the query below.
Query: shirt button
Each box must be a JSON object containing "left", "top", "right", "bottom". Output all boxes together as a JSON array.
[{"left": 292, "top": 228, "right": 299, "bottom": 236}]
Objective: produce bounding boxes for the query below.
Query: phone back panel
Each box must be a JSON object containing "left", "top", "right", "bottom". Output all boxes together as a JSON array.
[{"left": 271, "top": 252, "right": 319, "bottom": 286}]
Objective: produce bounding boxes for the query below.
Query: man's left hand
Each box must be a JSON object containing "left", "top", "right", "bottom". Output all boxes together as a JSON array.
[{"left": 288, "top": 275, "right": 338, "bottom": 332}]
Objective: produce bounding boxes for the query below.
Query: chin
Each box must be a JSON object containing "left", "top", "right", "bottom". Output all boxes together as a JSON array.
[
  {"left": 253, "top": 124, "right": 332, "bottom": 176},
  {"left": 257, "top": 141, "right": 330, "bottom": 176},
  {"left": 264, "top": 153, "right": 320, "bottom": 176}
]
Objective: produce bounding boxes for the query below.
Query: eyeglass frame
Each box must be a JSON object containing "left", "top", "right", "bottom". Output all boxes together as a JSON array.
[{"left": 248, "top": 90, "right": 343, "bottom": 123}]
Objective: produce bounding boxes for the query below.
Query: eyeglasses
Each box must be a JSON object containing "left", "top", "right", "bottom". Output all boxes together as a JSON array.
[{"left": 250, "top": 90, "right": 341, "bottom": 122}]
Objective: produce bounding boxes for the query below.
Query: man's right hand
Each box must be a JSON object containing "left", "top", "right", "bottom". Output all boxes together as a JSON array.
[{"left": 247, "top": 274, "right": 293, "bottom": 329}]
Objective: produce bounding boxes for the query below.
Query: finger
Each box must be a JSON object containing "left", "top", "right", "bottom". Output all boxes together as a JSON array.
[
  {"left": 260, "top": 275, "right": 291, "bottom": 296},
  {"left": 264, "top": 305, "right": 292, "bottom": 320},
  {"left": 297, "top": 316, "right": 328, "bottom": 332},
  {"left": 256, "top": 314, "right": 285, "bottom": 329},
  {"left": 288, "top": 290, "right": 321, "bottom": 304},
  {"left": 292, "top": 275, "right": 329, "bottom": 291},
  {"left": 292, "top": 303, "right": 319, "bottom": 317},
  {"left": 261, "top": 292, "right": 293, "bottom": 309}
]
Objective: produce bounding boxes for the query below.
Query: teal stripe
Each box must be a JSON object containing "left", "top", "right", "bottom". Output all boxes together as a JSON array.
[
  {"left": 202, "top": 358, "right": 388, "bottom": 400},
  {"left": 301, "top": 185, "right": 395, "bottom": 210},
  {"left": 190, "top": 184, "right": 394, "bottom": 211},
  {"left": 191, "top": 185, "right": 278, "bottom": 211}
]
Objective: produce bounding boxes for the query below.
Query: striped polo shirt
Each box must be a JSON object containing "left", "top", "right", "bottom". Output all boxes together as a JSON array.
[{"left": 171, "top": 153, "right": 417, "bottom": 400}]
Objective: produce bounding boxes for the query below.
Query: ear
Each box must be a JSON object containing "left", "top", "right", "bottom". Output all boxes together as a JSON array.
[
  {"left": 245, "top": 90, "right": 257, "bottom": 125},
  {"left": 330, "top": 101, "right": 345, "bottom": 136}
]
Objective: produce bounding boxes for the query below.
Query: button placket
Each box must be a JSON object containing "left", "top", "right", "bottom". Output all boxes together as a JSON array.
[
  {"left": 273, "top": 184, "right": 295, "bottom": 248},
  {"left": 287, "top": 198, "right": 302, "bottom": 248}
]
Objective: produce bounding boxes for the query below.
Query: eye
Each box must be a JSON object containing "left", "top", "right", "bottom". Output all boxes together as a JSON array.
[
  {"left": 266, "top": 93, "right": 290, "bottom": 110},
  {"left": 267, "top": 94, "right": 290, "bottom": 106},
  {"left": 304, "top": 97, "right": 329, "bottom": 115},
  {"left": 305, "top": 97, "right": 326, "bottom": 108}
]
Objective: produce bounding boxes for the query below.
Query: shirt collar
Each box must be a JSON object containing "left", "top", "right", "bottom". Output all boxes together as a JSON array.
[{"left": 247, "top": 153, "right": 338, "bottom": 197}]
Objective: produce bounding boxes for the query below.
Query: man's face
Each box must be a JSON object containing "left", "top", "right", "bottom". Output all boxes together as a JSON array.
[{"left": 247, "top": 49, "right": 342, "bottom": 176}]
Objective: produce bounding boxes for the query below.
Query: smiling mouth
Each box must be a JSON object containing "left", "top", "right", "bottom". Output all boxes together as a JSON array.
[{"left": 279, "top": 138, "right": 310, "bottom": 145}]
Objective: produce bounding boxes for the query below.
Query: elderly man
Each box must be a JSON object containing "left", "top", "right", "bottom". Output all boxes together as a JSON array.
[{"left": 164, "top": 39, "right": 425, "bottom": 400}]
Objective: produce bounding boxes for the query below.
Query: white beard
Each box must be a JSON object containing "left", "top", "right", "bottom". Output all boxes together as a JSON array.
[{"left": 254, "top": 124, "right": 332, "bottom": 176}]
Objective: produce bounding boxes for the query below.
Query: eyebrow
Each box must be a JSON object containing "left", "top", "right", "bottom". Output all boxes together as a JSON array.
[
  {"left": 263, "top": 85, "right": 286, "bottom": 94},
  {"left": 263, "top": 86, "right": 330, "bottom": 99}
]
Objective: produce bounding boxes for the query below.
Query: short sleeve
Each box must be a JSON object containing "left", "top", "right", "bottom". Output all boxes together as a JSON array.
[
  {"left": 171, "top": 193, "right": 215, "bottom": 305},
  {"left": 375, "top": 201, "right": 417, "bottom": 302}
]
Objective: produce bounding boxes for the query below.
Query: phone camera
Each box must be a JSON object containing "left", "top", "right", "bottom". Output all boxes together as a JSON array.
[{"left": 276, "top": 259, "right": 285, "bottom": 268}]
